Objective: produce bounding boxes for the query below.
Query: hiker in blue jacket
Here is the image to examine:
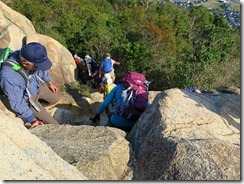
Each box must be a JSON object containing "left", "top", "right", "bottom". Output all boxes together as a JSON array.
[
  {"left": 92, "top": 84, "right": 135, "bottom": 132},
  {"left": 0, "top": 42, "right": 60, "bottom": 128},
  {"left": 99, "top": 53, "right": 120, "bottom": 82}
]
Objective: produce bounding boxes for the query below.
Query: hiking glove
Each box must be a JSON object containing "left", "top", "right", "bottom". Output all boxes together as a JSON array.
[{"left": 91, "top": 114, "right": 100, "bottom": 123}]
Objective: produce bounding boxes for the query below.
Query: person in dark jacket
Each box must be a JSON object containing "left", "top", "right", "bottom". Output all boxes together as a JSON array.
[{"left": 0, "top": 42, "right": 60, "bottom": 128}]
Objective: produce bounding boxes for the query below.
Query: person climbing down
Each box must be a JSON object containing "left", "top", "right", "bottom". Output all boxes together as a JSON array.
[
  {"left": 73, "top": 54, "right": 80, "bottom": 65},
  {"left": 99, "top": 73, "right": 116, "bottom": 116},
  {"left": 91, "top": 84, "right": 136, "bottom": 132},
  {"left": 74, "top": 55, "right": 86, "bottom": 84},
  {"left": 99, "top": 73, "right": 116, "bottom": 98},
  {"left": 0, "top": 42, "right": 60, "bottom": 129},
  {"left": 84, "top": 54, "right": 99, "bottom": 78},
  {"left": 84, "top": 54, "right": 100, "bottom": 88},
  {"left": 99, "top": 53, "right": 120, "bottom": 82},
  {"left": 91, "top": 72, "right": 150, "bottom": 132},
  {"left": 77, "top": 58, "right": 86, "bottom": 84}
]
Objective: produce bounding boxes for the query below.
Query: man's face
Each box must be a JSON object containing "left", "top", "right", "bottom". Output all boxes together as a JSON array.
[
  {"left": 19, "top": 53, "right": 38, "bottom": 71},
  {"left": 21, "top": 61, "right": 37, "bottom": 71}
]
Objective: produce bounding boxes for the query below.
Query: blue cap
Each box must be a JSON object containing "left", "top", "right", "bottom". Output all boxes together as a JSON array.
[{"left": 20, "top": 42, "right": 52, "bottom": 70}]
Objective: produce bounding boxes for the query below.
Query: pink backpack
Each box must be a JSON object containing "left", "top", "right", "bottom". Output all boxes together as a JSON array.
[{"left": 118, "top": 72, "right": 150, "bottom": 122}]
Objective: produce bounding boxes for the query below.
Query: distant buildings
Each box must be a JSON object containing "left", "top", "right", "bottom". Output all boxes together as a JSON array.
[
  {"left": 171, "top": 0, "right": 240, "bottom": 28},
  {"left": 218, "top": 0, "right": 227, "bottom": 3}
]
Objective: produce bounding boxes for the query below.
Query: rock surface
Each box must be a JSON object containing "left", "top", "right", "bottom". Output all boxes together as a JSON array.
[
  {"left": 30, "top": 125, "right": 133, "bottom": 180},
  {"left": 127, "top": 88, "right": 240, "bottom": 180},
  {"left": 0, "top": 2, "right": 240, "bottom": 181},
  {"left": 0, "top": 1, "right": 77, "bottom": 88},
  {"left": 0, "top": 110, "right": 87, "bottom": 180},
  {"left": 0, "top": 1, "right": 36, "bottom": 49}
]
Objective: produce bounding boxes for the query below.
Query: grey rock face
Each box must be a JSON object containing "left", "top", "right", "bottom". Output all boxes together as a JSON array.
[
  {"left": 127, "top": 88, "right": 240, "bottom": 180},
  {"left": 0, "top": 110, "right": 87, "bottom": 180},
  {"left": 31, "top": 125, "right": 133, "bottom": 180},
  {"left": 0, "top": 1, "right": 36, "bottom": 50}
]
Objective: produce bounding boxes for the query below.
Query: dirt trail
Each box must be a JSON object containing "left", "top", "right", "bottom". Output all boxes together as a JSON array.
[
  {"left": 0, "top": 85, "right": 105, "bottom": 124},
  {"left": 56, "top": 88, "right": 104, "bottom": 123}
]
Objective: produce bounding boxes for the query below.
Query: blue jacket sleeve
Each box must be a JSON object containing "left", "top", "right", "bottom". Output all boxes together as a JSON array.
[
  {"left": 34, "top": 70, "right": 51, "bottom": 83},
  {"left": 40, "top": 70, "right": 51, "bottom": 83},
  {"left": 1, "top": 76, "right": 35, "bottom": 122}
]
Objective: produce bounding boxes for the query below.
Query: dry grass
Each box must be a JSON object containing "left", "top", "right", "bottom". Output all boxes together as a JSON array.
[
  {"left": 197, "top": 58, "right": 240, "bottom": 90},
  {"left": 230, "top": 2, "right": 241, "bottom": 11},
  {"left": 201, "top": 0, "right": 223, "bottom": 8},
  {"left": 200, "top": 0, "right": 240, "bottom": 11}
]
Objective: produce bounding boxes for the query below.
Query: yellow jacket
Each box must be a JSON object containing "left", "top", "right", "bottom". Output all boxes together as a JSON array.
[{"left": 104, "top": 83, "right": 116, "bottom": 97}]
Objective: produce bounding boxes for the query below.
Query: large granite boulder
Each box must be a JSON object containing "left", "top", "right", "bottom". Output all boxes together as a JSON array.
[
  {"left": 30, "top": 125, "right": 133, "bottom": 180},
  {"left": 0, "top": 1, "right": 36, "bottom": 49},
  {"left": 0, "top": 1, "right": 241, "bottom": 181},
  {"left": 127, "top": 88, "right": 240, "bottom": 180},
  {"left": 0, "top": 2, "right": 77, "bottom": 87},
  {"left": 0, "top": 110, "right": 87, "bottom": 180}
]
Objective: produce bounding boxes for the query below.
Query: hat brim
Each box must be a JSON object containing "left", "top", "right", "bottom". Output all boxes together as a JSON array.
[{"left": 35, "top": 57, "right": 52, "bottom": 71}]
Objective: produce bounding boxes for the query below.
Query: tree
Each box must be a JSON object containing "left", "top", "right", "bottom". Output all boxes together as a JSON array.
[{"left": 5, "top": 0, "right": 240, "bottom": 90}]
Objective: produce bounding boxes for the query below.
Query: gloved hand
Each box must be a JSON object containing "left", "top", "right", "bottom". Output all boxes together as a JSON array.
[{"left": 91, "top": 114, "right": 100, "bottom": 124}]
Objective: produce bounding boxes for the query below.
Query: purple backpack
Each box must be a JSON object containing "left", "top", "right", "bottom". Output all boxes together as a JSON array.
[{"left": 118, "top": 72, "right": 149, "bottom": 122}]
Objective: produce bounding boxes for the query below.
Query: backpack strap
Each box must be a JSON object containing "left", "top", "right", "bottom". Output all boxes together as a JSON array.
[
  {"left": 2, "top": 59, "right": 41, "bottom": 112},
  {"left": 0, "top": 47, "right": 12, "bottom": 63},
  {"left": 91, "top": 58, "right": 96, "bottom": 63},
  {"left": 2, "top": 59, "right": 29, "bottom": 85}
]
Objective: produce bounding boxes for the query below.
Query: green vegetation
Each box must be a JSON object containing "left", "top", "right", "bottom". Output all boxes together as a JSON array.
[
  {"left": 4, "top": 0, "right": 240, "bottom": 91},
  {"left": 75, "top": 84, "right": 91, "bottom": 98},
  {"left": 60, "top": 84, "right": 67, "bottom": 92},
  {"left": 67, "top": 81, "right": 91, "bottom": 98}
]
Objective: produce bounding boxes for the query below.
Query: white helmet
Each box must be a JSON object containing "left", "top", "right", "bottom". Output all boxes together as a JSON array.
[{"left": 74, "top": 54, "right": 78, "bottom": 58}]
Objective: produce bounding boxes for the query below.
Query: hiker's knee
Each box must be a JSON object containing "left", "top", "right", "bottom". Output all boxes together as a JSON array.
[{"left": 49, "top": 92, "right": 60, "bottom": 105}]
